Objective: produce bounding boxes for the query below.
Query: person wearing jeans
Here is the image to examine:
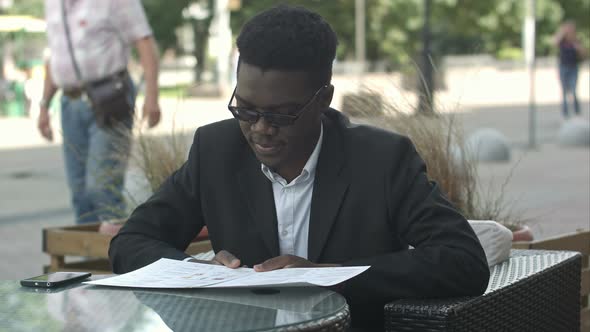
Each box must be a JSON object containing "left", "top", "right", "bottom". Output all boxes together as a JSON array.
[
  {"left": 553, "top": 20, "right": 587, "bottom": 118},
  {"left": 559, "top": 63, "right": 579, "bottom": 117},
  {"left": 59, "top": 85, "right": 134, "bottom": 223},
  {"left": 38, "top": 0, "right": 161, "bottom": 224}
]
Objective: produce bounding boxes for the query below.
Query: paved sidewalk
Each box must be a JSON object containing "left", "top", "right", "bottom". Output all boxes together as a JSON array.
[{"left": 0, "top": 68, "right": 588, "bottom": 280}]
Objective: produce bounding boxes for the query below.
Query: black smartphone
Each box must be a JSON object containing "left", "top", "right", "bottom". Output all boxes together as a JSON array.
[{"left": 20, "top": 272, "right": 91, "bottom": 288}]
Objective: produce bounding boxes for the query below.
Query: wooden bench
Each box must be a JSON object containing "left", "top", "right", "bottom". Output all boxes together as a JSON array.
[{"left": 42, "top": 222, "right": 212, "bottom": 274}]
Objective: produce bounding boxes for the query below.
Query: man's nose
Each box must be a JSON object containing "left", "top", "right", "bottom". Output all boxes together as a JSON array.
[{"left": 250, "top": 116, "right": 277, "bottom": 135}]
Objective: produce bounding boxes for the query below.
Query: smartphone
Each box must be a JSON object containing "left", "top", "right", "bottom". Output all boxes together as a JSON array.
[{"left": 20, "top": 272, "right": 91, "bottom": 288}]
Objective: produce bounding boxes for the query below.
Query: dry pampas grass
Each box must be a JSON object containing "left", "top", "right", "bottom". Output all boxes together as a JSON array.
[{"left": 341, "top": 85, "right": 523, "bottom": 229}]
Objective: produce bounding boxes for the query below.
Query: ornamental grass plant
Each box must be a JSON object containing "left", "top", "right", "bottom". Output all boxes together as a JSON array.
[{"left": 342, "top": 83, "right": 524, "bottom": 230}]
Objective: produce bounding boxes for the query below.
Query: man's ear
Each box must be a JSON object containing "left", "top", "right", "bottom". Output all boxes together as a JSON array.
[{"left": 319, "top": 84, "right": 334, "bottom": 109}]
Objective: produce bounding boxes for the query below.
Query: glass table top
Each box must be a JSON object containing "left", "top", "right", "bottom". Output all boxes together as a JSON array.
[{"left": 0, "top": 279, "right": 347, "bottom": 332}]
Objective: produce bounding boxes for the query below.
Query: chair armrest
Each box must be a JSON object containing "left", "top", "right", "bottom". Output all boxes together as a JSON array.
[{"left": 385, "top": 250, "right": 581, "bottom": 332}]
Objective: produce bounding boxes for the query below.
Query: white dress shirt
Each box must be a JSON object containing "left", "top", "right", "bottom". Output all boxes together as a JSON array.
[
  {"left": 260, "top": 124, "right": 324, "bottom": 259},
  {"left": 44, "top": 0, "right": 152, "bottom": 88}
]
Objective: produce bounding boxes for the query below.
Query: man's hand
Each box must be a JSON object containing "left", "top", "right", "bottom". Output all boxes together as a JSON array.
[
  {"left": 142, "top": 97, "right": 161, "bottom": 128},
  {"left": 37, "top": 108, "right": 53, "bottom": 141},
  {"left": 253, "top": 255, "right": 339, "bottom": 272},
  {"left": 188, "top": 250, "right": 241, "bottom": 269},
  {"left": 253, "top": 255, "right": 345, "bottom": 293}
]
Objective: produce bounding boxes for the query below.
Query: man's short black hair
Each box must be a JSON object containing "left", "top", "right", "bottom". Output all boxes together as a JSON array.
[{"left": 236, "top": 5, "right": 338, "bottom": 89}]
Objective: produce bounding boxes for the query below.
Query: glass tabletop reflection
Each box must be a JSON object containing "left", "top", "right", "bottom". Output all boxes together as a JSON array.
[{"left": 0, "top": 280, "right": 347, "bottom": 332}]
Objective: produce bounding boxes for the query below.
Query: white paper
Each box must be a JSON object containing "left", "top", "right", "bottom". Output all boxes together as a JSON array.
[{"left": 85, "top": 258, "right": 370, "bottom": 289}]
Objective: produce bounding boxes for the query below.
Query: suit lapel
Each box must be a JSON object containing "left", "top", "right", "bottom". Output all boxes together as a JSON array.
[
  {"left": 308, "top": 115, "right": 350, "bottom": 262},
  {"left": 236, "top": 149, "right": 280, "bottom": 257}
]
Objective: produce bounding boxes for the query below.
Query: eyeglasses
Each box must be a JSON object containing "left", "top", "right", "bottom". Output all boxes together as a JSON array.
[{"left": 227, "top": 85, "right": 326, "bottom": 127}]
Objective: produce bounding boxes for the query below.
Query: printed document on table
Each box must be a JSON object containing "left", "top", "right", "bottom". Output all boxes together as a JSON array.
[{"left": 85, "top": 258, "right": 370, "bottom": 289}]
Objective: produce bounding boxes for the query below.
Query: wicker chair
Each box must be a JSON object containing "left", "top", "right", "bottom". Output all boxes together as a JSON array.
[{"left": 385, "top": 250, "right": 581, "bottom": 332}]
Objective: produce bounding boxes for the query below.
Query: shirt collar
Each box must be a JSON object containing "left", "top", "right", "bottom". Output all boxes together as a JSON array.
[{"left": 261, "top": 122, "right": 324, "bottom": 184}]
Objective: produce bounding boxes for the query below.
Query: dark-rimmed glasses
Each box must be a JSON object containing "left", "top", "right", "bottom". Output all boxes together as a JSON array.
[{"left": 227, "top": 85, "right": 326, "bottom": 127}]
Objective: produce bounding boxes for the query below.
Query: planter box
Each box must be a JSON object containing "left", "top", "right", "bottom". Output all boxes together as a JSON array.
[
  {"left": 42, "top": 222, "right": 212, "bottom": 274},
  {"left": 513, "top": 230, "right": 590, "bottom": 332}
]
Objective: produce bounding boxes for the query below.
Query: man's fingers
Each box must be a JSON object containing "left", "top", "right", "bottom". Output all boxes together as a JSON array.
[
  {"left": 187, "top": 258, "right": 221, "bottom": 265},
  {"left": 39, "top": 124, "right": 53, "bottom": 141},
  {"left": 148, "top": 110, "right": 161, "bottom": 128},
  {"left": 189, "top": 250, "right": 241, "bottom": 268},
  {"left": 254, "top": 256, "right": 288, "bottom": 272},
  {"left": 142, "top": 105, "right": 161, "bottom": 128},
  {"left": 45, "top": 128, "right": 53, "bottom": 141},
  {"left": 38, "top": 114, "right": 53, "bottom": 141},
  {"left": 254, "top": 255, "right": 316, "bottom": 272},
  {"left": 213, "top": 250, "right": 241, "bottom": 268}
]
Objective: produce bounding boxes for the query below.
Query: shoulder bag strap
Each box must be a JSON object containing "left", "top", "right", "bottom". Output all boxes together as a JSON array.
[{"left": 60, "top": 0, "right": 84, "bottom": 83}]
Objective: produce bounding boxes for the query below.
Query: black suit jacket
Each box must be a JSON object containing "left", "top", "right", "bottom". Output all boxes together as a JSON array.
[{"left": 110, "top": 109, "right": 489, "bottom": 329}]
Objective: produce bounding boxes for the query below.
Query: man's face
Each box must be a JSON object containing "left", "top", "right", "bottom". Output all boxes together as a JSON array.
[{"left": 234, "top": 62, "right": 331, "bottom": 180}]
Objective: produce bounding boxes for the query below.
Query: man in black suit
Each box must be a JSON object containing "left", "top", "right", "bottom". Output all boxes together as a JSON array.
[{"left": 110, "top": 5, "right": 489, "bottom": 330}]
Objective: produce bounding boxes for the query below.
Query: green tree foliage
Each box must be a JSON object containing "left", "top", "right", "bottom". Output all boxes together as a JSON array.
[
  {"left": 142, "top": 0, "right": 191, "bottom": 51},
  {"left": 231, "top": 0, "right": 589, "bottom": 67},
  {"left": 142, "top": 0, "right": 215, "bottom": 82},
  {"left": 2, "top": 0, "right": 588, "bottom": 67},
  {"left": 556, "top": 0, "right": 590, "bottom": 54},
  {"left": 230, "top": 0, "right": 356, "bottom": 60},
  {"left": 1, "top": 0, "right": 44, "bottom": 17}
]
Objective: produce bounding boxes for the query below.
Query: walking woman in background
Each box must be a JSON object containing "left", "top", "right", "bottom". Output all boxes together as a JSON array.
[{"left": 553, "top": 21, "right": 587, "bottom": 118}]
